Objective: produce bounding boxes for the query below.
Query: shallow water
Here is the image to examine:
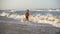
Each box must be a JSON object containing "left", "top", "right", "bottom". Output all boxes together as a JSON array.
[
  {"left": 0, "top": 10, "right": 60, "bottom": 34},
  {"left": 0, "top": 16, "right": 60, "bottom": 34}
]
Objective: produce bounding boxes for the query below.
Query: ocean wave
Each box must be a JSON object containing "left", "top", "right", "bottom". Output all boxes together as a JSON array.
[{"left": 0, "top": 11, "right": 60, "bottom": 27}]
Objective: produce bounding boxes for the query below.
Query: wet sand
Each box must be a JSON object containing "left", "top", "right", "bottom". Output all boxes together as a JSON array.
[{"left": 0, "top": 16, "right": 60, "bottom": 34}]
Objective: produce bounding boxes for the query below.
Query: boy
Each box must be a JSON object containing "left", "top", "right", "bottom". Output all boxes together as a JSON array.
[{"left": 25, "top": 9, "right": 29, "bottom": 21}]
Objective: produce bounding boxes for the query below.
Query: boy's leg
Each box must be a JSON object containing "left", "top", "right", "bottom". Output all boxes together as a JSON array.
[{"left": 26, "top": 16, "right": 28, "bottom": 21}]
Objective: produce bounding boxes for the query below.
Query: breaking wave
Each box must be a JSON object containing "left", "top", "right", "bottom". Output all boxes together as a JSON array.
[{"left": 0, "top": 11, "right": 60, "bottom": 27}]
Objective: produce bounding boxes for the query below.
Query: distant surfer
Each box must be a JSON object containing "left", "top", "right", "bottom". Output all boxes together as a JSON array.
[{"left": 25, "top": 9, "right": 29, "bottom": 21}]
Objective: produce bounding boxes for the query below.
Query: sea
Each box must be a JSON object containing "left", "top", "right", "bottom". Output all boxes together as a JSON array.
[{"left": 0, "top": 10, "right": 60, "bottom": 34}]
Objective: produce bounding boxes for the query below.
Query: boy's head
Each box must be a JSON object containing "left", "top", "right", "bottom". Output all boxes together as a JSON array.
[{"left": 26, "top": 9, "right": 29, "bottom": 12}]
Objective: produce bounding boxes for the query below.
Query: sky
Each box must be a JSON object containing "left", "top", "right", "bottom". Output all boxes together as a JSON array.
[{"left": 0, "top": 0, "right": 60, "bottom": 10}]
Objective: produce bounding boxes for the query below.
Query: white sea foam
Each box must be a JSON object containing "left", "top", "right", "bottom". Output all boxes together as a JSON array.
[
  {"left": 48, "top": 9, "right": 60, "bottom": 12},
  {"left": 0, "top": 11, "right": 60, "bottom": 27}
]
